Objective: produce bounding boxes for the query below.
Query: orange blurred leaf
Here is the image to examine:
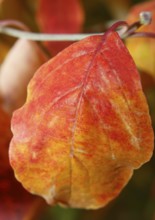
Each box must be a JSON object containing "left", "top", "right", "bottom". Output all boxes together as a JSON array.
[
  {"left": 36, "top": 0, "right": 84, "bottom": 55},
  {"left": 126, "top": 0, "right": 155, "bottom": 78},
  {"left": 0, "top": 39, "right": 48, "bottom": 113},
  {"left": 9, "top": 30, "right": 154, "bottom": 209}
]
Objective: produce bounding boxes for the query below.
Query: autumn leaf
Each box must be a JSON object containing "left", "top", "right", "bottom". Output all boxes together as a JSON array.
[
  {"left": 0, "top": 39, "right": 48, "bottom": 113},
  {"left": 36, "top": 0, "right": 84, "bottom": 55},
  {"left": 125, "top": 0, "right": 155, "bottom": 78},
  {"left": 9, "top": 30, "right": 154, "bottom": 209}
]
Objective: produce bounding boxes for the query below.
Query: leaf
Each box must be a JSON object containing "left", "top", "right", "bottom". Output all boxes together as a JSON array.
[
  {"left": 36, "top": 0, "right": 84, "bottom": 55},
  {"left": 0, "top": 39, "right": 48, "bottom": 113},
  {"left": 9, "top": 30, "right": 154, "bottom": 209},
  {"left": 0, "top": 106, "right": 45, "bottom": 219},
  {"left": 125, "top": 0, "right": 155, "bottom": 78}
]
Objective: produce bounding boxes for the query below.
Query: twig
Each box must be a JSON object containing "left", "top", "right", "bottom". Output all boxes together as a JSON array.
[
  {"left": 0, "top": 11, "right": 153, "bottom": 42},
  {"left": 0, "top": 27, "right": 101, "bottom": 41}
]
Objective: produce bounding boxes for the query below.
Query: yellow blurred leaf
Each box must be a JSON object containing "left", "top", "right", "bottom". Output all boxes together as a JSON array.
[{"left": 126, "top": 0, "right": 155, "bottom": 78}]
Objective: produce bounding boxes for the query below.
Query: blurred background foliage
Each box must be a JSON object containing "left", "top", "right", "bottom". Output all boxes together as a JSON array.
[{"left": 0, "top": 0, "right": 155, "bottom": 220}]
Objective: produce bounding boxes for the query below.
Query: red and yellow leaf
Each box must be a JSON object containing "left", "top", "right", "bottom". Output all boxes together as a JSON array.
[
  {"left": 36, "top": 0, "right": 84, "bottom": 55},
  {"left": 126, "top": 0, "right": 155, "bottom": 78},
  {"left": 9, "top": 31, "right": 154, "bottom": 209}
]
